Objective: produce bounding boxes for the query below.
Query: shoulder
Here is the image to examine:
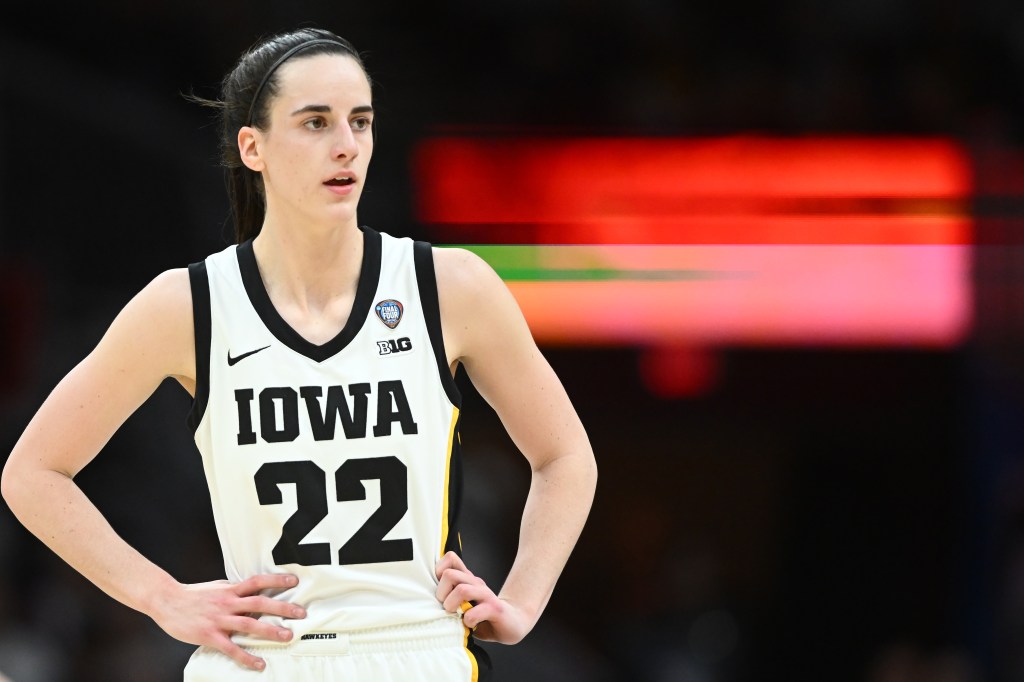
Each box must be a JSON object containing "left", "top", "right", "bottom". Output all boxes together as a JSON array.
[
  {"left": 100, "top": 268, "right": 197, "bottom": 380},
  {"left": 431, "top": 246, "right": 514, "bottom": 330},
  {"left": 430, "top": 246, "right": 532, "bottom": 366},
  {"left": 133, "top": 268, "right": 194, "bottom": 320},
  {"left": 431, "top": 246, "right": 505, "bottom": 303}
]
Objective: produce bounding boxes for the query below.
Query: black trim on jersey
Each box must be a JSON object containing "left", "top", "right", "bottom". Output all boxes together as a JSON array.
[
  {"left": 444, "top": 413, "right": 465, "bottom": 558},
  {"left": 413, "top": 240, "right": 461, "bottom": 406},
  {"left": 236, "top": 226, "right": 382, "bottom": 363},
  {"left": 468, "top": 634, "right": 493, "bottom": 681},
  {"left": 187, "top": 261, "right": 211, "bottom": 432}
]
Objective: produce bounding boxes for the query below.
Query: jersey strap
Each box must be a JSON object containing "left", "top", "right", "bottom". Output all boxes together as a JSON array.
[
  {"left": 187, "top": 260, "right": 211, "bottom": 431},
  {"left": 413, "top": 241, "right": 460, "bottom": 405}
]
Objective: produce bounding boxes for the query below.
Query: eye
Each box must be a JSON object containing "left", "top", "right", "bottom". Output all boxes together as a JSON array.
[
  {"left": 351, "top": 116, "right": 372, "bottom": 132},
  {"left": 304, "top": 116, "right": 328, "bottom": 130}
]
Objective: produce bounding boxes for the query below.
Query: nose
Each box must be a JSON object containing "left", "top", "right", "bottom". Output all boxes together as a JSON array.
[{"left": 332, "top": 124, "right": 359, "bottom": 160}]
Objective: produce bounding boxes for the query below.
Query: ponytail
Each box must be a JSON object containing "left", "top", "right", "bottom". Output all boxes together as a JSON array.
[{"left": 227, "top": 166, "right": 265, "bottom": 243}]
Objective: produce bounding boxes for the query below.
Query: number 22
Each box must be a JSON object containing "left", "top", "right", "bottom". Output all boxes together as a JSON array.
[{"left": 254, "top": 456, "right": 413, "bottom": 566}]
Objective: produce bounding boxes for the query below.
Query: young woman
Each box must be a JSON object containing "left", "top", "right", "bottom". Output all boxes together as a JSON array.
[{"left": 1, "top": 27, "right": 597, "bottom": 681}]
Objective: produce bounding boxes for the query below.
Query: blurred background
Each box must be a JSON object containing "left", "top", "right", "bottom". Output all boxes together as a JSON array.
[{"left": 2, "top": 1, "right": 1024, "bottom": 680}]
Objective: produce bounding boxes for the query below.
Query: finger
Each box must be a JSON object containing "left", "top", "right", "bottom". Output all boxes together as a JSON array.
[
  {"left": 443, "top": 583, "right": 492, "bottom": 614},
  {"left": 435, "top": 551, "right": 468, "bottom": 579},
  {"left": 237, "top": 596, "right": 307, "bottom": 620},
  {"left": 219, "top": 640, "right": 268, "bottom": 673},
  {"left": 435, "top": 567, "right": 478, "bottom": 601},
  {"left": 462, "top": 600, "right": 502, "bottom": 629},
  {"left": 469, "top": 621, "right": 497, "bottom": 642},
  {"left": 235, "top": 573, "right": 298, "bottom": 595},
  {"left": 224, "top": 615, "right": 295, "bottom": 643}
]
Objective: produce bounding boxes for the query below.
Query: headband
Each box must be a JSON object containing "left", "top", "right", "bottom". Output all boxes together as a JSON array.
[{"left": 246, "top": 38, "right": 353, "bottom": 127}]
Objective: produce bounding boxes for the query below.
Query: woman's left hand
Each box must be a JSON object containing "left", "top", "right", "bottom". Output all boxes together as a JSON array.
[{"left": 435, "top": 551, "right": 534, "bottom": 644}]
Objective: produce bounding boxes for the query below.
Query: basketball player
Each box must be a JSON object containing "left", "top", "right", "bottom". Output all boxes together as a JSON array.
[{"left": 1, "top": 28, "right": 597, "bottom": 680}]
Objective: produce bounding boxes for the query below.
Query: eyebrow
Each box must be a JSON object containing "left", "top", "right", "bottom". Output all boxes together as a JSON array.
[{"left": 290, "top": 104, "right": 374, "bottom": 116}]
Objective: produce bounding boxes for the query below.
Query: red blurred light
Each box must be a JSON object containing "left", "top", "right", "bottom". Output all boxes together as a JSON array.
[
  {"left": 413, "top": 136, "right": 971, "bottom": 245},
  {"left": 639, "top": 346, "right": 719, "bottom": 398}
]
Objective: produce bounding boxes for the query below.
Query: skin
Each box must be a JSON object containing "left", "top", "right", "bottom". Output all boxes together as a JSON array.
[{"left": 2, "top": 52, "right": 597, "bottom": 672}]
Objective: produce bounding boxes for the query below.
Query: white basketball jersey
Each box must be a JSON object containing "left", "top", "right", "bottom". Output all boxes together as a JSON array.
[{"left": 187, "top": 227, "right": 465, "bottom": 645}]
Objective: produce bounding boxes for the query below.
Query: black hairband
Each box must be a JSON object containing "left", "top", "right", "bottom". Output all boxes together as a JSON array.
[{"left": 246, "top": 38, "right": 352, "bottom": 127}]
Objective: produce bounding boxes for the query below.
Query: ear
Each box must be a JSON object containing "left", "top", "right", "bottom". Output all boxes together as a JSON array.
[{"left": 238, "top": 126, "right": 265, "bottom": 172}]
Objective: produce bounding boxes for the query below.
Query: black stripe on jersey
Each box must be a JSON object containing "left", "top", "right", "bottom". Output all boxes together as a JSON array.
[
  {"left": 236, "top": 226, "right": 382, "bottom": 363},
  {"left": 467, "top": 633, "right": 493, "bottom": 681},
  {"left": 187, "top": 261, "right": 211, "bottom": 432},
  {"left": 444, "top": 412, "right": 465, "bottom": 557},
  {"left": 413, "top": 240, "right": 461, "bottom": 406}
]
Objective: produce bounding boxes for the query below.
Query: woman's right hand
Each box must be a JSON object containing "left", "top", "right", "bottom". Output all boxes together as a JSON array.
[{"left": 150, "top": 573, "right": 306, "bottom": 672}]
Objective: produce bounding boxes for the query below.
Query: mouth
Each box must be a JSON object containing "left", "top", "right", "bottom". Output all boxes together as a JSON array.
[{"left": 324, "top": 176, "right": 356, "bottom": 187}]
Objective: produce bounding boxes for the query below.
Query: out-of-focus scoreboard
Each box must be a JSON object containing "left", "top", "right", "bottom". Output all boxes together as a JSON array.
[{"left": 413, "top": 136, "right": 971, "bottom": 349}]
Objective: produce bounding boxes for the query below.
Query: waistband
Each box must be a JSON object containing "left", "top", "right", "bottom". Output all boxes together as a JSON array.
[{"left": 244, "top": 616, "right": 468, "bottom": 657}]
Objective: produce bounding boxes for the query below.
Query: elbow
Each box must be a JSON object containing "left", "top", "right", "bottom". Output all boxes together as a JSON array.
[
  {"left": 1, "top": 454, "right": 42, "bottom": 512},
  {"left": 568, "top": 444, "right": 598, "bottom": 491},
  {"left": 585, "top": 450, "right": 598, "bottom": 495},
  {"left": 1, "top": 457, "right": 23, "bottom": 509},
  {"left": 563, "top": 445, "right": 597, "bottom": 499},
  {"left": 578, "top": 435, "right": 597, "bottom": 479},
  {"left": 1, "top": 460, "right": 18, "bottom": 510}
]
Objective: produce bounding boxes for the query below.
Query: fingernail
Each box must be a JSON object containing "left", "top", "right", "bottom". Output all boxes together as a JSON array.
[
  {"left": 255, "top": 660, "right": 265, "bottom": 671},
  {"left": 279, "top": 629, "right": 292, "bottom": 640},
  {"left": 294, "top": 607, "right": 306, "bottom": 618},
  {"left": 285, "top": 575, "right": 298, "bottom": 586}
]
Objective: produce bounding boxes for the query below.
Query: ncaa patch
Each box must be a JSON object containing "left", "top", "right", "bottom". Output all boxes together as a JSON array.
[{"left": 375, "top": 299, "right": 404, "bottom": 329}]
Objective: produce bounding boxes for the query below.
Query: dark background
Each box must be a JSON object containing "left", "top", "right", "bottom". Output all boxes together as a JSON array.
[{"left": 2, "top": 2, "right": 1024, "bottom": 681}]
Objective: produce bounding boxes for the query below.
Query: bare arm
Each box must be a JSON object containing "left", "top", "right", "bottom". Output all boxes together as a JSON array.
[
  {"left": 1, "top": 269, "right": 302, "bottom": 671},
  {"left": 432, "top": 248, "right": 597, "bottom": 644}
]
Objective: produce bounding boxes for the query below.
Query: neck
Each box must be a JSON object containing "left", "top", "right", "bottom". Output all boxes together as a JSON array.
[{"left": 251, "top": 220, "right": 364, "bottom": 314}]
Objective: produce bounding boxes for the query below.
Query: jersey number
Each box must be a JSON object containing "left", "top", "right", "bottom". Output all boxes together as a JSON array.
[{"left": 254, "top": 457, "right": 413, "bottom": 566}]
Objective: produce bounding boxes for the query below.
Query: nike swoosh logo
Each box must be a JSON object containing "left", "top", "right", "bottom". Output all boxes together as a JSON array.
[{"left": 227, "top": 345, "right": 270, "bottom": 366}]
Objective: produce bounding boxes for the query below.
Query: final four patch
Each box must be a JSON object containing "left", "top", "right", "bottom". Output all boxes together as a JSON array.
[{"left": 375, "top": 299, "right": 404, "bottom": 329}]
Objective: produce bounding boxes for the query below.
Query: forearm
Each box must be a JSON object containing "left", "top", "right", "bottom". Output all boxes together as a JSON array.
[
  {"left": 2, "top": 467, "right": 177, "bottom": 617},
  {"left": 498, "top": 448, "right": 597, "bottom": 624}
]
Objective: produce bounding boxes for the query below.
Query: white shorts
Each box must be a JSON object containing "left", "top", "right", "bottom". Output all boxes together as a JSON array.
[{"left": 183, "top": 616, "right": 490, "bottom": 681}]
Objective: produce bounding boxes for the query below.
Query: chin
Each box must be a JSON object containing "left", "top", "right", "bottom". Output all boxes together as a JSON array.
[{"left": 324, "top": 205, "right": 359, "bottom": 227}]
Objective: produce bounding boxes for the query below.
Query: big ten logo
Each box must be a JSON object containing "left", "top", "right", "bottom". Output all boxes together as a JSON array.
[{"left": 377, "top": 337, "right": 413, "bottom": 355}]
